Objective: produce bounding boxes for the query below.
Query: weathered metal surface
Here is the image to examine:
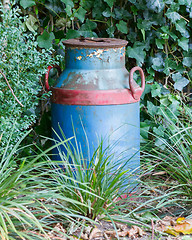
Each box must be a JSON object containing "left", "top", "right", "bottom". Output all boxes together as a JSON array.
[
  {"left": 52, "top": 103, "right": 140, "bottom": 184},
  {"left": 63, "top": 37, "right": 128, "bottom": 48},
  {"left": 46, "top": 38, "right": 145, "bottom": 191},
  {"left": 51, "top": 88, "right": 139, "bottom": 105}
]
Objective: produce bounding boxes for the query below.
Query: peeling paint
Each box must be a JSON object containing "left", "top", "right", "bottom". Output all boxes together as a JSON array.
[
  {"left": 87, "top": 49, "right": 109, "bottom": 58},
  {"left": 76, "top": 56, "right": 82, "bottom": 60}
]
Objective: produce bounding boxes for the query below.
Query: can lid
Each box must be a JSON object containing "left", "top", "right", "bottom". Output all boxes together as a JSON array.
[{"left": 63, "top": 37, "right": 128, "bottom": 48}]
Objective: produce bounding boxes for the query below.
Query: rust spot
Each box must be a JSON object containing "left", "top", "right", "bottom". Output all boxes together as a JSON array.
[
  {"left": 63, "top": 38, "right": 128, "bottom": 48},
  {"left": 76, "top": 56, "right": 82, "bottom": 60}
]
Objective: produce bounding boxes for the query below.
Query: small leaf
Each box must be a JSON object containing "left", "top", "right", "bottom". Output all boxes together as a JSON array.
[
  {"left": 116, "top": 20, "right": 128, "bottom": 34},
  {"left": 166, "top": 10, "right": 180, "bottom": 23},
  {"left": 137, "top": 19, "right": 152, "bottom": 30},
  {"left": 153, "top": 126, "right": 165, "bottom": 137},
  {"left": 151, "top": 54, "right": 164, "bottom": 72},
  {"left": 156, "top": 39, "right": 164, "bottom": 49},
  {"left": 106, "top": 26, "right": 115, "bottom": 38},
  {"left": 74, "top": 7, "right": 87, "bottom": 23},
  {"left": 178, "top": 37, "right": 189, "bottom": 51},
  {"left": 140, "top": 122, "right": 150, "bottom": 140},
  {"left": 127, "top": 44, "right": 146, "bottom": 66},
  {"left": 147, "top": 101, "right": 158, "bottom": 115},
  {"left": 61, "top": 0, "right": 74, "bottom": 7},
  {"left": 151, "top": 83, "right": 161, "bottom": 97},
  {"left": 172, "top": 72, "right": 189, "bottom": 91},
  {"left": 66, "top": 29, "right": 80, "bottom": 39},
  {"left": 37, "top": 31, "right": 55, "bottom": 49},
  {"left": 175, "top": 19, "right": 190, "bottom": 38},
  {"left": 146, "top": 0, "right": 165, "bottom": 13},
  {"left": 183, "top": 57, "right": 192, "bottom": 67},
  {"left": 104, "top": 0, "right": 116, "bottom": 8},
  {"left": 102, "top": 8, "right": 115, "bottom": 17},
  {"left": 80, "top": 19, "right": 97, "bottom": 31},
  {"left": 20, "top": 0, "right": 35, "bottom": 9},
  {"left": 25, "top": 15, "right": 39, "bottom": 32},
  {"left": 179, "top": 0, "right": 192, "bottom": 5},
  {"left": 78, "top": 31, "right": 98, "bottom": 38}
]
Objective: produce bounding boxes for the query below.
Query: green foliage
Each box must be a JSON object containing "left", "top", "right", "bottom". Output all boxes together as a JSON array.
[
  {"left": 142, "top": 103, "right": 192, "bottom": 213},
  {"left": 16, "top": 0, "right": 192, "bottom": 140},
  {"left": 0, "top": 132, "right": 50, "bottom": 239},
  {"left": 50, "top": 129, "right": 136, "bottom": 220},
  {"left": 0, "top": 4, "right": 58, "bottom": 147},
  {"left": 0, "top": 131, "right": 98, "bottom": 239}
]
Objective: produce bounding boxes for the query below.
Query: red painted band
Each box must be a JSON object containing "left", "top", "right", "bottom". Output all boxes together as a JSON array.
[{"left": 51, "top": 88, "right": 140, "bottom": 105}]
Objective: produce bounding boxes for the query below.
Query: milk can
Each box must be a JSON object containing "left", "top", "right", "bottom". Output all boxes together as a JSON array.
[{"left": 45, "top": 38, "right": 145, "bottom": 186}]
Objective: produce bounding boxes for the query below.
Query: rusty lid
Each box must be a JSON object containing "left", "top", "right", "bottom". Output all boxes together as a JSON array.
[{"left": 63, "top": 37, "right": 128, "bottom": 48}]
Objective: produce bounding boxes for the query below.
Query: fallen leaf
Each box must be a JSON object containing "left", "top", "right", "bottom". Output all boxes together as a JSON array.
[
  {"left": 79, "top": 233, "right": 88, "bottom": 240},
  {"left": 156, "top": 216, "right": 192, "bottom": 236},
  {"left": 173, "top": 218, "right": 192, "bottom": 235},
  {"left": 89, "top": 228, "right": 103, "bottom": 240},
  {"left": 105, "top": 229, "right": 129, "bottom": 237},
  {"left": 128, "top": 226, "right": 146, "bottom": 238},
  {"left": 48, "top": 223, "right": 67, "bottom": 239}
]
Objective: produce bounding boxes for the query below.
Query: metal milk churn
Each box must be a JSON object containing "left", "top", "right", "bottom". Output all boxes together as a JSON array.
[{"left": 45, "top": 38, "right": 145, "bottom": 187}]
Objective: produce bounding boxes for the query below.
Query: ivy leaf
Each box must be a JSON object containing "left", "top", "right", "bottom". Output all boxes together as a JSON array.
[
  {"left": 61, "top": 0, "right": 74, "bottom": 7},
  {"left": 183, "top": 57, "right": 192, "bottom": 67},
  {"left": 137, "top": 19, "right": 153, "bottom": 30},
  {"left": 37, "top": 31, "right": 55, "bottom": 49},
  {"left": 102, "top": 8, "right": 115, "bottom": 17},
  {"left": 116, "top": 20, "right": 128, "bottom": 34},
  {"left": 178, "top": 37, "right": 189, "bottom": 51},
  {"left": 151, "top": 83, "right": 162, "bottom": 97},
  {"left": 127, "top": 44, "right": 146, "bottom": 66},
  {"left": 175, "top": 19, "right": 190, "bottom": 38},
  {"left": 80, "top": 19, "right": 97, "bottom": 31},
  {"left": 153, "top": 126, "right": 165, "bottom": 137},
  {"left": 106, "top": 26, "right": 115, "bottom": 37},
  {"left": 156, "top": 39, "right": 164, "bottom": 49},
  {"left": 74, "top": 7, "right": 87, "bottom": 22},
  {"left": 147, "top": 101, "right": 158, "bottom": 115},
  {"left": 61, "top": 0, "right": 74, "bottom": 17},
  {"left": 104, "top": 0, "right": 116, "bottom": 8},
  {"left": 179, "top": 0, "right": 192, "bottom": 5},
  {"left": 140, "top": 121, "right": 150, "bottom": 140},
  {"left": 151, "top": 54, "right": 164, "bottom": 72},
  {"left": 25, "top": 15, "right": 38, "bottom": 32},
  {"left": 164, "top": 58, "right": 177, "bottom": 75},
  {"left": 146, "top": 0, "right": 165, "bottom": 13},
  {"left": 166, "top": 10, "right": 180, "bottom": 23},
  {"left": 172, "top": 72, "right": 189, "bottom": 91},
  {"left": 78, "top": 31, "right": 98, "bottom": 38},
  {"left": 20, "top": 0, "right": 35, "bottom": 9},
  {"left": 66, "top": 29, "right": 80, "bottom": 39}
]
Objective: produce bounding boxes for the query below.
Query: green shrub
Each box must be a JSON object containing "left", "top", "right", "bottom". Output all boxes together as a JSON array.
[
  {"left": 0, "top": 3, "right": 58, "bottom": 147},
  {"left": 48, "top": 129, "right": 137, "bottom": 220},
  {"left": 142, "top": 103, "right": 192, "bottom": 214}
]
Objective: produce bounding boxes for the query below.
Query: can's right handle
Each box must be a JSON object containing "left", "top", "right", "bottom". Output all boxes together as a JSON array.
[{"left": 129, "top": 66, "right": 145, "bottom": 100}]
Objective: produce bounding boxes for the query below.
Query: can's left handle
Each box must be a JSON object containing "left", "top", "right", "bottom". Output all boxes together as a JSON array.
[{"left": 45, "top": 65, "right": 61, "bottom": 91}]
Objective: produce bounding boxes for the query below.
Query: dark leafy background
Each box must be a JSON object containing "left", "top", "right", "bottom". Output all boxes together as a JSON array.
[{"left": 17, "top": 0, "right": 192, "bottom": 144}]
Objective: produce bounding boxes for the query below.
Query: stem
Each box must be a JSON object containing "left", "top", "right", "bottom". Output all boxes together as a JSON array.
[{"left": 0, "top": 69, "right": 24, "bottom": 107}]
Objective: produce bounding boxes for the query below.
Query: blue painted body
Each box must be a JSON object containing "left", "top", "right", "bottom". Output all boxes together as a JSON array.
[
  {"left": 54, "top": 47, "right": 129, "bottom": 90},
  {"left": 51, "top": 43, "right": 141, "bottom": 189}
]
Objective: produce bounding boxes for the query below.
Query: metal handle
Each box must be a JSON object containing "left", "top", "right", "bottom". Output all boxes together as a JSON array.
[
  {"left": 129, "top": 66, "right": 145, "bottom": 100},
  {"left": 45, "top": 65, "right": 61, "bottom": 91}
]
